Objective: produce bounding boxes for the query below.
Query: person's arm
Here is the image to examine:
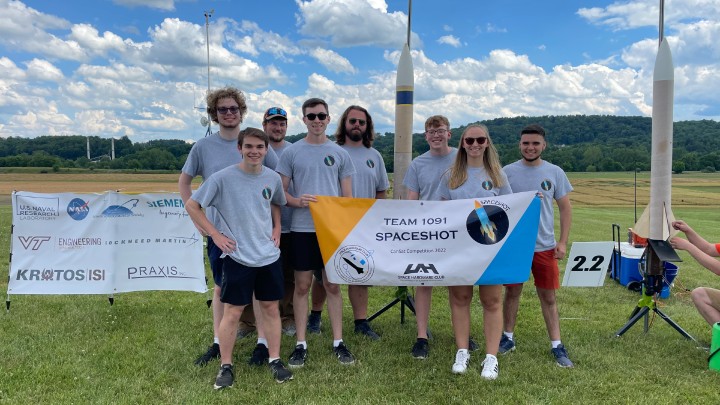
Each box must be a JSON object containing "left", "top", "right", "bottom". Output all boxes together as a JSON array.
[
  {"left": 179, "top": 173, "right": 206, "bottom": 235},
  {"left": 340, "top": 176, "right": 353, "bottom": 198},
  {"left": 555, "top": 195, "right": 572, "bottom": 259},
  {"left": 281, "top": 174, "right": 302, "bottom": 208},
  {"left": 406, "top": 190, "right": 419, "bottom": 201},
  {"left": 375, "top": 190, "right": 387, "bottom": 199},
  {"left": 185, "top": 199, "right": 236, "bottom": 254},
  {"left": 672, "top": 220, "right": 718, "bottom": 257},
  {"left": 671, "top": 237, "right": 720, "bottom": 276},
  {"left": 271, "top": 204, "right": 281, "bottom": 247}
]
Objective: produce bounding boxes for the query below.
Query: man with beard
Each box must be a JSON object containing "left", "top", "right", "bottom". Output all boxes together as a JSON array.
[
  {"left": 500, "top": 124, "right": 574, "bottom": 368},
  {"left": 179, "top": 87, "right": 279, "bottom": 367},
  {"left": 334, "top": 105, "right": 389, "bottom": 340},
  {"left": 276, "top": 98, "right": 357, "bottom": 366}
]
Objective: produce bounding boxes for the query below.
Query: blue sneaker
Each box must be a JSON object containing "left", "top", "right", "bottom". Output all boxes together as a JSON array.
[
  {"left": 551, "top": 344, "right": 574, "bottom": 368},
  {"left": 498, "top": 335, "right": 515, "bottom": 354}
]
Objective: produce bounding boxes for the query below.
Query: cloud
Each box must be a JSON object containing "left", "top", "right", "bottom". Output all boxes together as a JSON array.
[
  {"left": 25, "top": 59, "right": 64, "bottom": 82},
  {"left": 296, "top": 0, "right": 420, "bottom": 48},
  {"left": 437, "top": 35, "right": 462, "bottom": 48},
  {"left": 309, "top": 48, "right": 357, "bottom": 74},
  {"left": 113, "top": 0, "right": 176, "bottom": 11}
]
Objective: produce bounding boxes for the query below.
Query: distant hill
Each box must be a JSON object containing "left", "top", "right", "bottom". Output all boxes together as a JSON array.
[{"left": 2, "top": 115, "right": 719, "bottom": 173}]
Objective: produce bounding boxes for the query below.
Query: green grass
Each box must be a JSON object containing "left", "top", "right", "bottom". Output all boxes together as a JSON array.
[{"left": 2, "top": 173, "right": 720, "bottom": 404}]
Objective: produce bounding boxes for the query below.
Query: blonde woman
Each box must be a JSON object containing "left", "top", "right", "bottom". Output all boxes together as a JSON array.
[{"left": 439, "top": 124, "right": 511, "bottom": 379}]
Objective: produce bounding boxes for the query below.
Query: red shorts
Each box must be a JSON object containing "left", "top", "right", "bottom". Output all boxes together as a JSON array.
[{"left": 505, "top": 249, "right": 559, "bottom": 290}]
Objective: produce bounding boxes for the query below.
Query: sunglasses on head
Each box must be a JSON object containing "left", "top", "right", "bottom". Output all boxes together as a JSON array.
[
  {"left": 265, "top": 107, "right": 287, "bottom": 118},
  {"left": 464, "top": 136, "right": 487, "bottom": 145},
  {"left": 305, "top": 113, "right": 328, "bottom": 121},
  {"left": 348, "top": 118, "right": 366, "bottom": 126}
]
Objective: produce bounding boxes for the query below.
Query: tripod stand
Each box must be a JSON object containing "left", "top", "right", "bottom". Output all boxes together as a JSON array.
[
  {"left": 615, "top": 274, "right": 696, "bottom": 341},
  {"left": 368, "top": 286, "right": 417, "bottom": 324}
]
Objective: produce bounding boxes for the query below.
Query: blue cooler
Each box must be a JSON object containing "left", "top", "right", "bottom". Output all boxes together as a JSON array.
[
  {"left": 610, "top": 242, "right": 645, "bottom": 287},
  {"left": 659, "top": 263, "right": 679, "bottom": 299}
]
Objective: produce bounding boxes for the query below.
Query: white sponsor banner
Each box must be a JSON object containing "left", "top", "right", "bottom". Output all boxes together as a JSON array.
[
  {"left": 311, "top": 191, "right": 541, "bottom": 286},
  {"left": 9, "top": 191, "right": 205, "bottom": 295}
]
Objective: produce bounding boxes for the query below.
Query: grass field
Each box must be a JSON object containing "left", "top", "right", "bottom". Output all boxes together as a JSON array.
[{"left": 1, "top": 171, "right": 720, "bottom": 404}]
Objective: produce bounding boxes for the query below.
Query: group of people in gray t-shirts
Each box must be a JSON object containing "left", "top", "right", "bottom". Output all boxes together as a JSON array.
[{"left": 180, "top": 86, "right": 574, "bottom": 390}]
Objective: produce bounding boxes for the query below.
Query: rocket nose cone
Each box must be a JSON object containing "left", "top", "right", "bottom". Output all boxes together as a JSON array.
[{"left": 653, "top": 37, "right": 674, "bottom": 82}]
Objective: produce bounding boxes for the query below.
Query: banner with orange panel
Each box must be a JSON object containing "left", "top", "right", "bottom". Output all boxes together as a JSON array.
[{"left": 310, "top": 191, "right": 540, "bottom": 286}]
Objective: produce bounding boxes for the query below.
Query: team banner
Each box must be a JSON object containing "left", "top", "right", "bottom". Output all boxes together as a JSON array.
[
  {"left": 310, "top": 191, "right": 540, "bottom": 286},
  {"left": 9, "top": 191, "right": 206, "bottom": 295}
]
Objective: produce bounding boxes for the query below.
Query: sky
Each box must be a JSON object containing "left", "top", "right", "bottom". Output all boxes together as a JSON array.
[{"left": 1, "top": 0, "right": 719, "bottom": 143}]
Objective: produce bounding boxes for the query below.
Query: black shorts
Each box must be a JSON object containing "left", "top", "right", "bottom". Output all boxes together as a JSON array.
[
  {"left": 220, "top": 257, "right": 284, "bottom": 306},
  {"left": 206, "top": 236, "right": 223, "bottom": 286},
  {"left": 290, "top": 232, "right": 325, "bottom": 271}
]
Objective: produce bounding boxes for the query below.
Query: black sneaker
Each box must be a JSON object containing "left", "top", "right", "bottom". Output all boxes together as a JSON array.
[
  {"left": 411, "top": 339, "right": 429, "bottom": 359},
  {"left": 288, "top": 344, "right": 308, "bottom": 368},
  {"left": 213, "top": 364, "right": 234, "bottom": 390},
  {"left": 354, "top": 320, "right": 380, "bottom": 340},
  {"left": 269, "top": 359, "right": 294, "bottom": 383},
  {"left": 248, "top": 343, "right": 269, "bottom": 366},
  {"left": 307, "top": 312, "right": 322, "bottom": 334},
  {"left": 469, "top": 336, "right": 480, "bottom": 352},
  {"left": 195, "top": 343, "right": 220, "bottom": 366},
  {"left": 333, "top": 342, "right": 355, "bottom": 365}
]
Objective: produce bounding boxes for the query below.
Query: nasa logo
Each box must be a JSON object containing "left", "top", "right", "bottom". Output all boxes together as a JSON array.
[
  {"left": 262, "top": 187, "right": 272, "bottom": 200},
  {"left": 67, "top": 198, "right": 90, "bottom": 221},
  {"left": 541, "top": 179, "right": 553, "bottom": 191},
  {"left": 366, "top": 159, "right": 375, "bottom": 168},
  {"left": 324, "top": 155, "right": 336, "bottom": 166}
]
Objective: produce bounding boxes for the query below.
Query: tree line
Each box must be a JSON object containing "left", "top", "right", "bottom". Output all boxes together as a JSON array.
[{"left": 2, "top": 115, "right": 719, "bottom": 173}]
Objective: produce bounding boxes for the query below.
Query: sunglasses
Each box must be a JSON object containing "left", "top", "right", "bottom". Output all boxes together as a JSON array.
[
  {"left": 464, "top": 136, "right": 487, "bottom": 145},
  {"left": 217, "top": 106, "right": 240, "bottom": 115},
  {"left": 264, "top": 107, "right": 287, "bottom": 118},
  {"left": 305, "top": 113, "right": 328, "bottom": 121},
  {"left": 348, "top": 118, "right": 366, "bottom": 126}
]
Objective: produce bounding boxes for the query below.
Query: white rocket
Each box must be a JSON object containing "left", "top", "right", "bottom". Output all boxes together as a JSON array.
[
  {"left": 633, "top": 5, "right": 676, "bottom": 241},
  {"left": 647, "top": 37, "right": 675, "bottom": 240},
  {"left": 393, "top": 42, "right": 414, "bottom": 200}
]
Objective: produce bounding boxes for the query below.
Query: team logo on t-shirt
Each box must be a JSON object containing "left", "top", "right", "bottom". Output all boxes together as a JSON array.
[
  {"left": 366, "top": 159, "right": 375, "bottom": 168},
  {"left": 262, "top": 187, "right": 272, "bottom": 200},
  {"left": 481, "top": 180, "right": 493, "bottom": 191},
  {"left": 466, "top": 200, "right": 509, "bottom": 245},
  {"left": 324, "top": 155, "right": 336, "bottom": 166},
  {"left": 540, "top": 179, "right": 552, "bottom": 191}
]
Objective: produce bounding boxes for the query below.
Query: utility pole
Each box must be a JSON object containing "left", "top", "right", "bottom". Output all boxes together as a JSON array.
[{"left": 204, "top": 9, "right": 214, "bottom": 136}]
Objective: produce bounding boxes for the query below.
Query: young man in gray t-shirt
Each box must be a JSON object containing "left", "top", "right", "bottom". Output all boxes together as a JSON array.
[
  {"left": 276, "top": 98, "right": 357, "bottom": 367},
  {"left": 186, "top": 128, "right": 292, "bottom": 388},
  {"left": 402, "top": 115, "right": 459, "bottom": 360},
  {"left": 179, "top": 87, "right": 277, "bottom": 367},
  {"left": 499, "top": 124, "right": 574, "bottom": 368}
]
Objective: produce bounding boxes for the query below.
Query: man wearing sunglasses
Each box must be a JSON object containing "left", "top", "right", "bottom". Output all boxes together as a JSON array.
[
  {"left": 500, "top": 124, "right": 574, "bottom": 368},
  {"left": 333, "top": 105, "right": 390, "bottom": 341},
  {"left": 276, "top": 98, "right": 357, "bottom": 366},
  {"left": 179, "top": 87, "right": 279, "bottom": 367}
]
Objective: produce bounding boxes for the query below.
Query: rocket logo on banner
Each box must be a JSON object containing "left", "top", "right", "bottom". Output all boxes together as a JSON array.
[{"left": 310, "top": 191, "right": 541, "bottom": 286}]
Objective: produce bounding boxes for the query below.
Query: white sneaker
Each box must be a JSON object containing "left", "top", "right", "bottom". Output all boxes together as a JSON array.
[
  {"left": 451, "top": 350, "right": 470, "bottom": 374},
  {"left": 480, "top": 354, "right": 499, "bottom": 380}
]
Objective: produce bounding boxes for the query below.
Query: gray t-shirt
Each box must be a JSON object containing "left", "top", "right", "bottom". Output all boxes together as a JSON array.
[
  {"left": 276, "top": 138, "right": 356, "bottom": 232},
  {"left": 439, "top": 166, "right": 513, "bottom": 200},
  {"left": 403, "top": 148, "right": 458, "bottom": 201},
  {"left": 191, "top": 165, "right": 286, "bottom": 267},
  {"left": 341, "top": 145, "right": 389, "bottom": 199},
  {"left": 271, "top": 141, "right": 293, "bottom": 233},
  {"left": 181, "top": 131, "right": 279, "bottom": 225},
  {"left": 503, "top": 160, "right": 572, "bottom": 251}
]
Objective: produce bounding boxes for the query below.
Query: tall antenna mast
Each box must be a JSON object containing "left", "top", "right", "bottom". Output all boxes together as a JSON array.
[
  {"left": 204, "top": 9, "right": 214, "bottom": 136},
  {"left": 659, "top": 0, "right": 664, "bottom": 45},
  {"left": 406, "top": 0, "right": 412, "bottom": 47}
]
